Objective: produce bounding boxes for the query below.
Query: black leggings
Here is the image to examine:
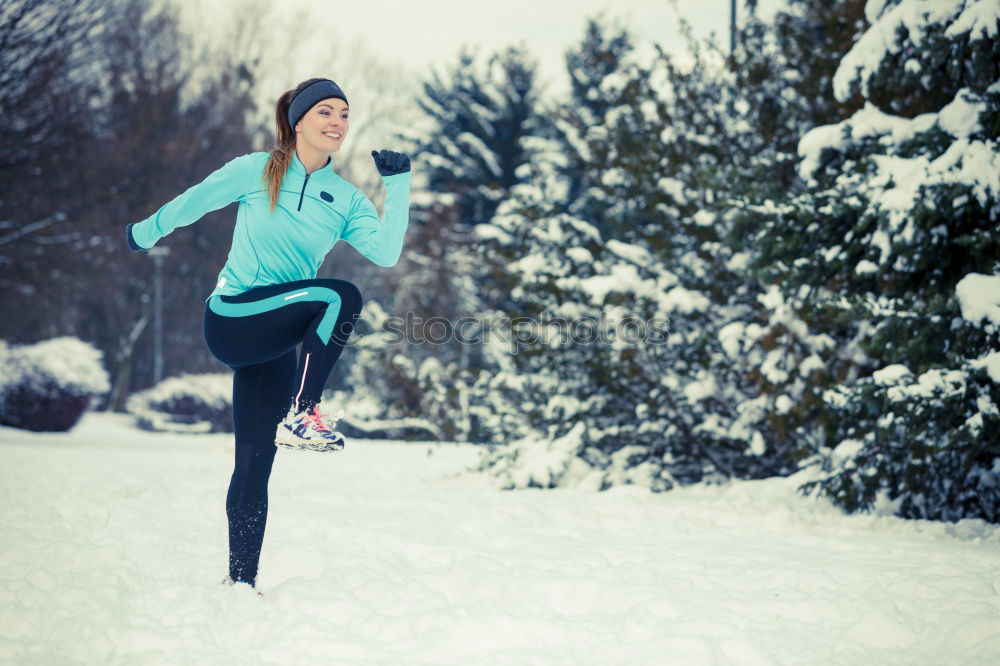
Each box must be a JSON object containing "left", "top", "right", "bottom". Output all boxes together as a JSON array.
[{"left": 203, "top": 278, "right": 363, "bottom": 584}]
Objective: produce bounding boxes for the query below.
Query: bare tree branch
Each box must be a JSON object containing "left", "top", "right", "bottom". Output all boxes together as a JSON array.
[{"left": 0, "top": 212, "right": 66, "bottom": 246}]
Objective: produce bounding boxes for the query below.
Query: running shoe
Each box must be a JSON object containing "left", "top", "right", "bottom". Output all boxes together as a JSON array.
[{"left": 274, "top": 405, "right": 346, "bottom": 452}]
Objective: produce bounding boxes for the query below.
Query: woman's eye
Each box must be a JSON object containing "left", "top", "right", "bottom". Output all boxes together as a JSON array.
[{"left": 319, "top": 110, "right": 330, "bottom": 116}]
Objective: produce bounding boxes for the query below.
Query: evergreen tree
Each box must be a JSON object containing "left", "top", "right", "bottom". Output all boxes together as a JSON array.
[
  {"left": 711, "top": 0, "right": 872, "bottom": 483},
  {"left": 725, "top": 0, "right": 868, "bottom": 199},
  {"left": 752, "top": 0, "right": 1000, "bottom": 521},
  {"left": 473, "top": 17, "right": 784, "bottom": 488},
  {"left": 343, "top": 298, "right": 477, "bottom": 441},
  {"left": 472, "top": 5, "right": 876, "bottom": 489},
  {"left": 413, "top": 46, "right": 544, "bottom": 228},
  {"left": 353, "top": 44, "right": 550, "bottom": 441},
  {"left": 552, "top": 16, "right": 636, "bottom": 221}
]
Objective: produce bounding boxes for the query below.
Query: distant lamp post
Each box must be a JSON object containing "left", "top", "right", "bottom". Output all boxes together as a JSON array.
[
  {"left": 730, "top": 0, "right": 737, "bottom": 57},
  {"left": 148, "top": 246, "right": 170, "bottom": 384},
  {"left": 731, "top": 0, "right": 759, "bottom": 57}
]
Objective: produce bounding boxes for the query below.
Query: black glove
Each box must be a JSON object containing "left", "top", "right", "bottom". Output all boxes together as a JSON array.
[
  {"left": 371, "top": 149, "right": 411, "bottom": 177},
  {"left": 125, "top": 223, "right": 148, "bottom": 254}
]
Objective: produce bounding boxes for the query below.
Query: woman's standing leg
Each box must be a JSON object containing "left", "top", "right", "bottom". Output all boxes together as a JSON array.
[
  {"left": 204, "top": 277, "right": 363, "bottom": 584},
  {"left": 226, "top": 349, "right": 296, "bottom": 585}
]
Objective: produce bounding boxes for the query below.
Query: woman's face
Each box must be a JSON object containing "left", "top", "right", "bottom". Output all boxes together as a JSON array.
[{"left": 295, "top": 98, "right": 350, "bottom": 155}]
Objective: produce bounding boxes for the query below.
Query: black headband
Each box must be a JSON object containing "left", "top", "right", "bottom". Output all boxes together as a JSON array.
[{"left": 287, "top": 79, "right": 348, "bottom": 129}]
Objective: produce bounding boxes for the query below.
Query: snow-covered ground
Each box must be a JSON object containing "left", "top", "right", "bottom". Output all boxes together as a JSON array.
[{"left": 1, "top": 414, "right": 998, "bottom": 666}]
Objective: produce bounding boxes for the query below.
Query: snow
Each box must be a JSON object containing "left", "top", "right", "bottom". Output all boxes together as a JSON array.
[
  {"left": 937, "top": 87, "right": 987, "bottom": 137},
  {"left": 925, "top": 138, "right": 1000, "bottom": 208},
  {"left": 0, "top": 341, "right": 15, "bottom": 396},
  {"left": 798, "top": 88, "right": 993, "bottom": 184},
  {"left": 756, "top": 286, "right": 838, "bottom": 356},
  {"left": 510, "top": 253, "right": 551, "bottom": 283},
  {"left": 855, "top": 259, "right": 879, "bottom": 274},
  {"left": 946, "top": 0, "right": 1000, "bottom": 39},
  {"left": 657, "top": 177, "right": 688, "bottom": 204},
  {"left": 692, "top": 210, "right": 716, "bottom": 227},
  {"left": 798, "top": 89, "right": 998, "bottom": 260},
  {"left": 761, "top": 349, "right": 791, "bottom": 384},
  {"left": 600, "top": 167, "right": 627, "bottom": 187},
  {"left": 864, "top": 0, "right": 893, "bottom": 24},
  {"left": 504, "top": 422, "right": 589, "bottom": 489},
  {"left": 873, "top": 363, "right": 913, "bottom": 384},
  {"left": 558, "top": 260, "right": 683, "bottom": 308},
  {"left": 886, "top": 368, "right": 967, "bottom": 401},
  {"left": 726, "top": 251, "right": 750, "bottom": 272},
  {"left": 683, "top": 372, "right": 717, "bottom": 404},
  {"left": 956, "top": 272, "right": 1000, "bottom": 327},
  {"left": 796, "top": 122, "right": 843, "bottom": 179},
  {"left": 831, "top": 438, "right": 865, "bottom": 467},
  {"left": 473, "top": 222, "right": 513, "bottom": 244},
  {"left": 565, "top": 246, "right": 594, "bottom": 264},
  {"left": 774, "top": 394, "right": 794, "bottom": 415},
  {"left": 605, "top": 239, "right": 651, "bottom": 266},
  {"left": 3, "top": 413, "right": 999, "bottom": 664},
  {"left": 455, "top": 131, "right": 502, "bottom": 178},
  {"left": 871, "top": 229, "right": 892, "bottom": 264},
  {"left": 718, "top": 322, "right": 748, "bottom": 359},
  {"left": 799, "top": 355, "right": 826, "bottom": 377},
  {"left": 554, "top": 117, "right": 592, "bottom": 162},
  {"left": 662, "top": 285, "right": 711, "bottom": 314},
  {"left": 970, "top": 351, "right": 1000, "bottom": 383},
  {"left": 836, "top": 0, "right": 984, "bottom": 102}
]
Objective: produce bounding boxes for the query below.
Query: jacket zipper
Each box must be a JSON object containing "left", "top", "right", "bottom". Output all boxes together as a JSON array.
[{"left": 297, "top": 172, "right": 311, "bottom": 211}]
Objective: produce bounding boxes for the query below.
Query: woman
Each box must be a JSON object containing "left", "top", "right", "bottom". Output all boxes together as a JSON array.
[{"left": 125, "top": 78, "right": 411, "bottom": 589}]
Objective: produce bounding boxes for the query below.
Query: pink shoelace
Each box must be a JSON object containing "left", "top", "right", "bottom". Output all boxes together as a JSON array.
[{"left": 304, "top": 408, "right": 333, "bottom": 433}]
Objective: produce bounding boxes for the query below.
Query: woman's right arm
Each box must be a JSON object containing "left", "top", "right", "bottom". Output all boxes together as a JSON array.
[{"left": 126, "top": 153, "right": 263, "bottom": 252}]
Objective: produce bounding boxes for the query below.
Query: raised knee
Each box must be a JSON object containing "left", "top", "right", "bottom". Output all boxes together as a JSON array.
[
  {"left": 333, "top": 282, "right": 362, "bottom": 316},
  {"left": 341, "top": 282, "right": 362, "bottom": 310}
]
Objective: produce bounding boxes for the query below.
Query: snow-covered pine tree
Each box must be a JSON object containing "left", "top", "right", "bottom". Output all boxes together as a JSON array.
[
  {"left": 710, "top": 0, "right": 871, "bottom": 478},
  {"left": 342, "top": 299, "right": 477, "bottom": 441},
  {"left": 351, "top": 45, "right": 549, "bottom": 443},
  {"left": 472, "top": 15, "right": 829, "bottom": 489},
  {"left": 550, "top": 17, "right": 636, "bottom": 229},
  {"left": 413, "top": 46, "right": 544, "bottom": 228},
  {"left": 752, "top": 0, "right": 999, "bottom": 521},
  {"left": 726, "top": 0, "right": 867, "bottom": 198}
]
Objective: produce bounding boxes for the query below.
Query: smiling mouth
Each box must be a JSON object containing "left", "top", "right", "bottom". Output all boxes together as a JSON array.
[{"left": 322, "top": 132, "right": 342, "bottom": 140}]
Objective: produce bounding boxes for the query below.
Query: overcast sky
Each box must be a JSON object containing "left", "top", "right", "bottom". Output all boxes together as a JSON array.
[
  {"left": 179, "top": 0, "right": 785, "bottom": 96},
  {"left": 284, "top": 0, "right": 784, "bottom": 92},
  {"left": 173, "top": 0, "right": 787, "bottom": 155}
]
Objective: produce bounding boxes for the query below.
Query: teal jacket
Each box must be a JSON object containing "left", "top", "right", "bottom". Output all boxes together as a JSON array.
[{"left": 129, "top": 151, "right": 411, "bottom": 299}]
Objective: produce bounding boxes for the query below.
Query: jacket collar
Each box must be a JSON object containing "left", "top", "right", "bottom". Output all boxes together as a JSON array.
[{"left": 290, "top": 150, "right": 335, "bottom": 180}]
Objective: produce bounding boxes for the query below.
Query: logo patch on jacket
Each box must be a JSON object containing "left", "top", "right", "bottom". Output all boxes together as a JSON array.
[{"left": 320, "top": 191, "right": 334, "bottom": 203}]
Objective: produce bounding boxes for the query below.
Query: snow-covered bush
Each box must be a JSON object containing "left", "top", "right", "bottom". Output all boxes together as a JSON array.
[
  {"left": 0, "top": 337, "right": 110, "bottom": 432},
  {"left": 126, "top": 373, "right": 232, "bottom": 434}
]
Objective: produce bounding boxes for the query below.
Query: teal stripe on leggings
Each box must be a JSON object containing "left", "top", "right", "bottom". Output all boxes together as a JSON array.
[{"left": 208, "top": 288, "right": 343, "bottom": 345}]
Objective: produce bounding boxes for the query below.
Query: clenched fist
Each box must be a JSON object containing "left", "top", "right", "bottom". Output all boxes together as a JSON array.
[{"left": 370, "top": 150, "right": 411, "bottom": 177}]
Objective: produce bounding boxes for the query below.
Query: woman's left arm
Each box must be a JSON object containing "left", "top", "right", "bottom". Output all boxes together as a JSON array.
[{"left": 341, "top": 151, "right": 412, "bottom": 267}]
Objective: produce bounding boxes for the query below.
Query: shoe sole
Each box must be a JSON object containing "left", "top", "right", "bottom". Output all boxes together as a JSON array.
[{"left": 275, "top": 431, "right": 345, "bottom": 452}]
